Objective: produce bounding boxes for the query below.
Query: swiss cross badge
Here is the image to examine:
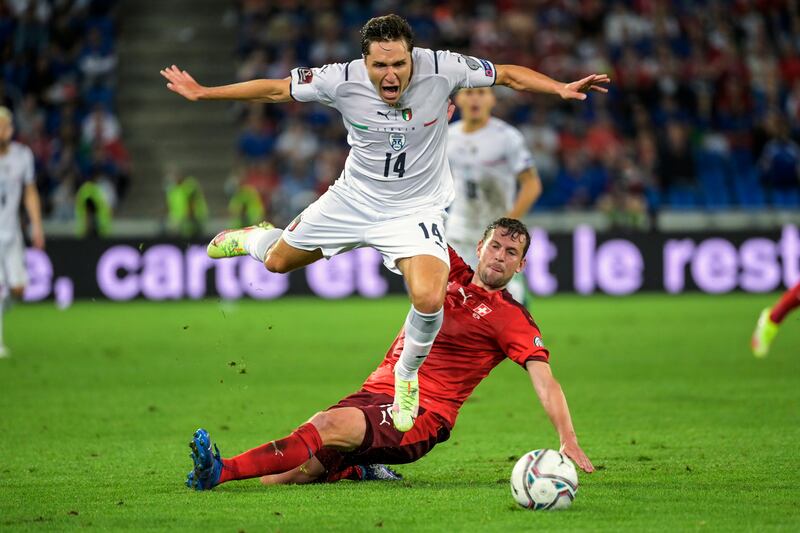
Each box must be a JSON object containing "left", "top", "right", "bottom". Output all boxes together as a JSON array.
[{"left": 474, "top": 303, "right": 493, "bottom": 317}]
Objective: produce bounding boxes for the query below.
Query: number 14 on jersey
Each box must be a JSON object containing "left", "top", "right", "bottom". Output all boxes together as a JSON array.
[{"left": 383, "top": 152, "right": 406, "bottom": 178}]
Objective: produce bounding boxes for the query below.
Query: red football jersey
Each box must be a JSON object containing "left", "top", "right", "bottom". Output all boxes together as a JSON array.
[{"left": 362, "top": 247, "right": 549, "bottom": 428}]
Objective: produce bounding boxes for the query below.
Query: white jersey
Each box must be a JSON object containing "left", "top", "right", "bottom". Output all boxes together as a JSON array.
[
  {"left": 290, "top": 47, "right": 496, "bottom": 216},
  {"left": 446, "top": 118, "right": 534, "bottom": 241},
  {"left": 0, "top": 141, "right": 34, "bottom": 242}
]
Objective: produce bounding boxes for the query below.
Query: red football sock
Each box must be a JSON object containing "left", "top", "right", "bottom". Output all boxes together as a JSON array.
[
  {"left": 770, "top": 282, "right": 800, "bottom": 324},
  {"left": 218, "top": 423, "right": 323, "bottom": 484}
]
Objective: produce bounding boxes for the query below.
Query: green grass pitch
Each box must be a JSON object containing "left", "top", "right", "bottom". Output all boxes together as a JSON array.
[{"left": 1, "top": 294, "right": 799, "bottom": 531}]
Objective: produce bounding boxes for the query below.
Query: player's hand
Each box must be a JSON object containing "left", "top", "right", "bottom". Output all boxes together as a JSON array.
[
  {"left": 160, "top": 65, "right": 206, "bottom": 101},
  {"left": 560, "top": 439, "right": 594, "bottom": 473},
  {"left": 559, "top": 74, "right": 610, "bottom": 101},
  {"left": 31, "top": 225, "right": 45, "bottom": 250}
]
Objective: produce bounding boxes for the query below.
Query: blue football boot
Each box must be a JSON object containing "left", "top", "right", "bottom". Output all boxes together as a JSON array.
[
  {"left": 358, "top": 464, "right": 403, "bottom": 481},
  {"left": 185, "top": 428, "right": 223, "bottom": 490}
]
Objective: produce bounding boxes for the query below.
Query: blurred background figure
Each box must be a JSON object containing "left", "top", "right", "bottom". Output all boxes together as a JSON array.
[
  {"left": 165, "top": 167, "right": 208, "bottom": 238},
  {"left": 74, "top": 173, "right": 112, "bottom": 238},
  {"left": 0, "top": 105, "right": 44, "bottom": 358},
  {"left": 759, "top": 117, "right": 800, "bottom": 207},
  {"left": 228, "top": 181, "right": 265, "bottom": 229}
]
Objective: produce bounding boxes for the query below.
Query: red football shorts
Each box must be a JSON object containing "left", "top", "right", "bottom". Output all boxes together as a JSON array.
[{"left": 315, "top": 390, "right": 452, "bottom": 476}]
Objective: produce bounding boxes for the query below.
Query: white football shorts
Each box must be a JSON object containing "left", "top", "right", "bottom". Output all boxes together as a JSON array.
[{"left": 281, "top": 187, "right": 450, "bottom": 274}]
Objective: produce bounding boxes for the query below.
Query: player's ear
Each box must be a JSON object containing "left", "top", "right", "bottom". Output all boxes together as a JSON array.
[
  {"left": 516, "top": 256, "right": 526, "bottom": 274},
  {"left": 476, "top": 240, "right": 483, "bottom": 259}
]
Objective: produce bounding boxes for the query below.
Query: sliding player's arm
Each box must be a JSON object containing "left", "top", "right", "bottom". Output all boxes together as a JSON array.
[
  {"left": 495, "top": 65, "right": 609, "bottom": 101},
  {"left": 160, "top": 65, "right": 292, "bottom": 103},
  {"left": 507, "top": 168, "right": 542, "bottom": 219},
  {"left": 527, "top": 360, "right": 594, "bottom": 473}
]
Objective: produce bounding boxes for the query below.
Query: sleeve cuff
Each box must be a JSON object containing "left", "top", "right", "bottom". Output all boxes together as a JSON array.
[{"left": 521, "top": 355, "right": 549, "bottom": 368}]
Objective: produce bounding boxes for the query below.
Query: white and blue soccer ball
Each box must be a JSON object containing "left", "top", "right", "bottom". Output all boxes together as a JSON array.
[{"left": 510, "top": 449, "right": 579, "bottom": 510}]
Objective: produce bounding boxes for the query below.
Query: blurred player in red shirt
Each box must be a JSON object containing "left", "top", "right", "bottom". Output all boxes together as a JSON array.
[{"left": 186, "top": 217, "right": 593, "bottom": 490}]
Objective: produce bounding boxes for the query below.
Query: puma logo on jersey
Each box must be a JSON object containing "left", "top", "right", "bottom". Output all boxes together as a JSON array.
[
  {"left": 458, "top": 287, "right": 472, "bottom": 305},
  {"left": 376, "top": 110, "right": 393, "bottom": 120}
]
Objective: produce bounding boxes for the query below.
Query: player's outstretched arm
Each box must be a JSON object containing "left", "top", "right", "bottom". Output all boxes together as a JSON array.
[
  {"left": 527, "top": 361, "right": 594, "bottom": 473},
  {"left": 506, "top": 168, "right": 542, "bottom": 219},
  {"left": 495, "top": 65, "right": 609, "bottom": 101},
  {"left": 160, "top": 65, "right": 292, "bottom": 103}
]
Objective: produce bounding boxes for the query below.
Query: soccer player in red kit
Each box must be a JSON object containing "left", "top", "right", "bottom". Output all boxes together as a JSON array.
[
  {"left": 751, "top": 281, "right": 800, "bottom": 357},
  {"left": 186, "top": 217, "right": 593, "bottom": 490}
]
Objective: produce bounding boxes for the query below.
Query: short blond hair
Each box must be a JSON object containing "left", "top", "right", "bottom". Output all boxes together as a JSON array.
[{"left": 0, "top": 106, "right": 12, "bottom": 124}]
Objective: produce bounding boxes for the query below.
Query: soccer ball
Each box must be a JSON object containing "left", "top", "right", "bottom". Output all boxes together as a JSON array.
[{"left": 510, "top": 449, "right": 578, "bottom": 510}]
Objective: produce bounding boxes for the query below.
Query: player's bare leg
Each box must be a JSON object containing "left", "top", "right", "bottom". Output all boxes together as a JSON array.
[
  {"left": 263, "top": 238, "right": 323, "bottom": 274},
  {"left": 207, "top": 222, "right": 322, "bottom": 272},
  {"left": 260, "top": 457, "right": 326, "bottom": 485},
  {"left": 186, "top": 407, "right": 366, "bottom": 490},
  {"left": 392, "top": 255, "right": 449, "bottom": 432}
]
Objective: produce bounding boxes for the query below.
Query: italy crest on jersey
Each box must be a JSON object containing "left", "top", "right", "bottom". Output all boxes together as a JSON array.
[
  {"left": 389, "top": 133, "right": 406, "bottom": 151},
  {"left": 401, "top": 108, "right": 412, "bottom": 121}
]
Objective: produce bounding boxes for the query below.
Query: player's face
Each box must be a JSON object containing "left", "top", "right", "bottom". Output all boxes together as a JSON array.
[
  {"left": 475, "top": 229, "right": 527, "bottom": 289},
  {"left": 365, "top": 40, "right": 413, "bottom": 105},
  {"left": 454, "top": 88, "right": 496, "bottom": 122},
  {"left": 0, "top": 118, "right": 12, "bottom": 146}
]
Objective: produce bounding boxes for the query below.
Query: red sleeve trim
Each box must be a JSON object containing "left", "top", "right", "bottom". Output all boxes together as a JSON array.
[{"left": 521, "top": 355, "right": 549, "bottom": 368}]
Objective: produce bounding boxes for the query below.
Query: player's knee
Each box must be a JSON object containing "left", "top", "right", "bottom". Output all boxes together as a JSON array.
[
  {"left": 410, "top": 290, "right": 445, "bottom": 314},
  {"left": 263, "top": 254, "right": 290, "bottom": 274},
  {"left": 308, "top": 411, "right": 335, "bottom": 440}
]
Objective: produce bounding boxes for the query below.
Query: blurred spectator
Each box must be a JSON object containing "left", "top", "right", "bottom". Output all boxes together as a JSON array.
[
  {"left": 228, "top": 184, "right": 265, "bottom": 228},
  {"left": 275, "top": 120, "right": 319, "bottom": 163},
  {"left": 78, "top": 27, "right": 116, "bottom": 92},
  {"left": 656, "top": 121, "right": 698, "bottom": 207},
  {"left": 759, "top": 118, "right": 800, "bottom": 207},
  {"left": 238, "top": 108, "right": 275, "bottom": 161},
  {"left": 81, "top": 103, "right": 120, "bottom": 146},
  {"left": 75, "top": 177, "right": 112, "bottom": 238},
  {"left": 165, "top": 169, "right": 208, "bottom": 237},
  {"left": 274, "top": 159, "right": 318, "bottom": 223}
]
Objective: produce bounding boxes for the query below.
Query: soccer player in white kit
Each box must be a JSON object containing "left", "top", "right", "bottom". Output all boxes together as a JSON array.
[
  {"left": 161, "top": 15, "right": 608, "bottom": 432},
  {"left": 447, "top": 88, "right": 542, "bottom": 303},
  {"left": 0, "top": 106, "right": 45, "bottom": 358}
]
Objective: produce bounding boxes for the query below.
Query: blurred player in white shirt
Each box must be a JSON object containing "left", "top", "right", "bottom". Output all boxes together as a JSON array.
[
  {"left": 161, "top": 14, "right": 608, "bottom": 434},
  {"left": 447, "top": 88, "right": 541, "bottom": 303},
  {"left": 0, "top": 106, "right": 45, "bottom": 358}
]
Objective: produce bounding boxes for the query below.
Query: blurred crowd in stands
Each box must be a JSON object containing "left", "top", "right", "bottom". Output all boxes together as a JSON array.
[
  {"left": 231, "top": 0, "right": 800, "bottom": 230},
  {"left": 1, "top": 0, "right": 123, "bottom": 234},
  {"left": 3, "top": 0, "right": 800, "bottom": 236}
]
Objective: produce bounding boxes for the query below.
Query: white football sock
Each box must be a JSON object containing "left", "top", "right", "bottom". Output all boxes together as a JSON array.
[
  {"left": 244, "top": 227, "right": 283, "bottom": 263},
  {"left": 395, "top": 306, "right": 444, "bottom": 381}
]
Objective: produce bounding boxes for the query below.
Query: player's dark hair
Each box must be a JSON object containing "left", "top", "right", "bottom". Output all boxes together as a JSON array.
[
  {"left": 360, "top": 14, "right": 415, "bottom": 56},
  {"left": 483, "top": 217, "right": 531, "bottom": 257}
]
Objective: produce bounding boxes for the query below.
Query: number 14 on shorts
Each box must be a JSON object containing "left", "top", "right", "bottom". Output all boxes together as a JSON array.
[{"left": 419, "top": 222, "right": 445, "bottom": 248}]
